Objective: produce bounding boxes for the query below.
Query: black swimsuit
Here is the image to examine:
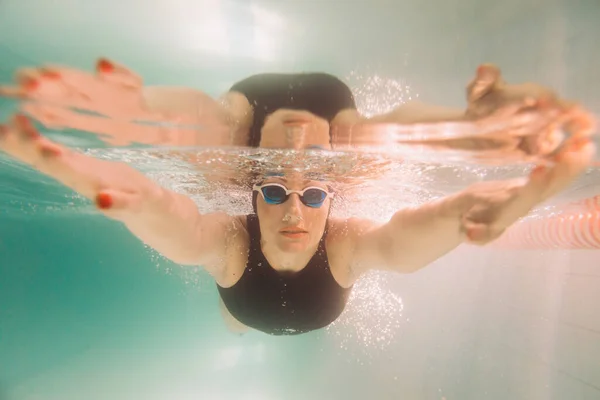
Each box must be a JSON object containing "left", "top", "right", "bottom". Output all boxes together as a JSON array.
[
  {"left": 229, "top": 73, "right": 357, "bottom": 147},
  {"left": 217, "top": 215, "right": 352, "bottom": 335}
]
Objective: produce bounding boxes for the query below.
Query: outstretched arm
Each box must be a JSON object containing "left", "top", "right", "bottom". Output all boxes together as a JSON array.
[
  {"left": 0, "top": 58, "right": 254, "bottom": 148},
  {"left": 0, "top": 115, "right": 235, "bottom": 279},
  {"left": 343, "top": 133, "right": 595, "bottom": 276},
  {"left": 333, "top": 64, "right": 580, "bottom": 133}
]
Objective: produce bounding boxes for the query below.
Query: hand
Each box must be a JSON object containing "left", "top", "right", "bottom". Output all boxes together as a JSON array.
[
  {"left": 0, "top": 58, "right": 152, "bottom": 120},
  {"left": 451, "top": 135, "right": 596, "bottom": 245},
  {"left": 0, "top": 114, "right": 163, "bottom": 219},
  {"left": 0, "top": 58, "right": 214, "bottom": 125},
  {"left": 17, "top": 102, "right": 217, "bottom": 147},
  {"left": 0, "top": 58, "right": 233, "bottom": 146},
  {"left": 465, "top": 64, "right": 596, "bottom": 155}
]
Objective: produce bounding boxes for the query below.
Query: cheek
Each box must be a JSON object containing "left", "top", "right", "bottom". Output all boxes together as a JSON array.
[
  {"left": 306, "top": 207, "right": 329, "bottom": 232},
  {"left": 257, "top": 205, "right": 284, "bottom": 229}
]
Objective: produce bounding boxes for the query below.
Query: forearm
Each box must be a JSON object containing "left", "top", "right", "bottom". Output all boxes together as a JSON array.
[
  {"left": 56, "top": 149, "right": 209, "bottom": 266},
  {"left": 368, "top": 101, "right": 466, "bottom": 124},
  {"left": 333, "top": 101, "right": 466, "bottom": 127},
  {"left": 382, "top": 195, "right": 466, "bottom": 272},
  {"left": 119, "top": 188, "right": 207, "bottom": 265},
  {"left": 331, "top": 102, "right": 468, "bottom": 148}
]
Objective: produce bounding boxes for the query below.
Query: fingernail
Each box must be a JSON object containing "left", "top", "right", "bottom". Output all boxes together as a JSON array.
[
  {"left": 96, "top": 192, "right": 113, "bottom": 209},
  {"left": 21, "top": 77, "right": 39, "bottom": 91},
  {"left": 97, "top": 58, "right": 115, "bottom": 73}
]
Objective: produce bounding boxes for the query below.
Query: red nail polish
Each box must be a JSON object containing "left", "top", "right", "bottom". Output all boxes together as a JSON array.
[
  {"left": 22, "top": 78, "right": 39, "bottom": 91},
  {"left": 15, "top": 114, "right": 34, "bottom": 130},
  {"left": 97, "top": 59, "right": 115, "bottom": 73},
  {"left": 96, "top": 193, "right": 113, "bottom": 209}
]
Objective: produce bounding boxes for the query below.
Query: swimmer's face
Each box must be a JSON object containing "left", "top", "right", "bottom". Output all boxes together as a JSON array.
[
  {"left": 256, "top": 175, "right": 331, "bottom": 254},
  {"left": 260, "top": 109, "right": 331, "bottom": 150}
]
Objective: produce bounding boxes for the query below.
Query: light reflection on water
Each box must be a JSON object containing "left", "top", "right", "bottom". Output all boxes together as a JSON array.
[{"left": 1, "top": 144, "right": 599, "bottom": 220}]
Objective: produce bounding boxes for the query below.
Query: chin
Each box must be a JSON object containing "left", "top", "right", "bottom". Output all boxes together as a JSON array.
[{"left": 277, "top": 239, "right": 311, "bottom": 253}]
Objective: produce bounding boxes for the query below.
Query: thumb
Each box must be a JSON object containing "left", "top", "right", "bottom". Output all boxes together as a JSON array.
[
  {"left": 463, "top": 221, "right": 505, "bottom": 245},
  {"left": 467, "top": 64, "right": 503, "bottom": 102}
]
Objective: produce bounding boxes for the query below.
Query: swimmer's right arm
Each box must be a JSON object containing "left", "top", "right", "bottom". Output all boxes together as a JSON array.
[{"left": 0, "top": 115, "right": 233, "bottom": 278}]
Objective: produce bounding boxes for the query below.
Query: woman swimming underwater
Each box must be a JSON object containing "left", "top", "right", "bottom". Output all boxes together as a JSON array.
[{"left": 0, "top": 60, "right": 595, "bottom": 335}]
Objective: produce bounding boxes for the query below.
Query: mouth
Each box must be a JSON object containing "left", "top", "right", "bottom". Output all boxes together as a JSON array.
[{"left": 280, "top": 228, "right": 308, "bottom": 238}]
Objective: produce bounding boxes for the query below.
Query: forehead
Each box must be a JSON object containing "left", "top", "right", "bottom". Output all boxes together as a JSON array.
[{"left": 263, "top": 175, "right": 327, "bottom": 188}]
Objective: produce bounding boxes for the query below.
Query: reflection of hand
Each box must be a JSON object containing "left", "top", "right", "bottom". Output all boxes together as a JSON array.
[
  {"left": 0, "top": 58, "right": 234, "bottom": 147},
  {"left": 449, "top": 136, "right": 595, "bottom": 245},
  {"left": 18, "top": 102, "right": 220, "bottom": 147},
  {"left": 466, "top": 64, "right": 596, "bottom": 140},
  {"left": 0, "top": 58, "right": 152, "bottom": 120}
]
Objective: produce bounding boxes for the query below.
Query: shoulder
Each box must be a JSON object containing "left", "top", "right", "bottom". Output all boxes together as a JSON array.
[
  {"left": 325, "top": 218, "right": 380, "bottom": 285},
  {"left": 327, "top": 217, "right": 379, "bottom": 239},
  {"left": 211, "top": 214, "right": 251, "bottom": 287}
]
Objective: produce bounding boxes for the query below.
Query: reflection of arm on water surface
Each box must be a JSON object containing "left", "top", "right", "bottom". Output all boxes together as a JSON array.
[{"left": 1, "top": 58, "right": 598, "bottom": 336}]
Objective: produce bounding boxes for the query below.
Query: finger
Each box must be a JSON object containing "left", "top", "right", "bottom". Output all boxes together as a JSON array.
[
  {"left": 12, "top": 113, "right": 40, "bottom": 140},
  {"left": 15, "top": 67, "right": 44, "bottom": 92},
  {"left": 0, "top": 68, "right": 45, "bottom": 98},
  {"left": 20, "top": 102, "right": 68, "bottom": 129},
  {"left": 96, "top": 58, "right": 143, "bottom": 89},
  {"left": 562, "top": 108, "right": 597, "bottom": 139},
  {"left": 37, "top": 139, "right": 64, "bottom": 158},
  {"left": 0, "top": 85, "right": 27, "bottom": 98},
  {"left": 463, "top": 221, "right": 504, "bottom": 245},
  {"left": 549, "top": 136, "right": 595, "bottom": 185},
  {"left": 467, "top": 64, "right": 503, "bottom": 102},
  {"left": 524, "top": 137, "right": 595, "bottom": 202},
  {"left": 3, "top": 67, "right": 66, "bottom": 99}
]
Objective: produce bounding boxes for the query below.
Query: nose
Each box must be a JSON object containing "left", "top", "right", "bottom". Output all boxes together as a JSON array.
[{"left": 283, "top": 193, "right": 304, "bottom": 217}]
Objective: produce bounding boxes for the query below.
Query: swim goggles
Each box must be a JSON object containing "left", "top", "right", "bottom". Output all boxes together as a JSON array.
[{"left": 252, "top": 183, "right": 334, "bottom": 208}]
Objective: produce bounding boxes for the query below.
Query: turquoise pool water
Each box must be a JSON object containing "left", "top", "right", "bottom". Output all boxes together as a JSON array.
[{"left": 2, "top": 0, "right": 600, "bottom": 399}]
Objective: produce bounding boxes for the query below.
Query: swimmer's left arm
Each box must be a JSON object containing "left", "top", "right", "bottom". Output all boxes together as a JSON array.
[
  {"left": 332, "top": 64, "right": 578, "bottom": 131},
  {"left": 344, "top": 197, "right": 467, "bottom": 275},
  {"left": 345, "top": 137, "right": 595, "bottom": 276}
]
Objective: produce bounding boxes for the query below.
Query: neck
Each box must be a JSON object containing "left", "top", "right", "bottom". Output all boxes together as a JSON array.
[{"left": 260, "top": 240, "right": 319, "bottom": 272}]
